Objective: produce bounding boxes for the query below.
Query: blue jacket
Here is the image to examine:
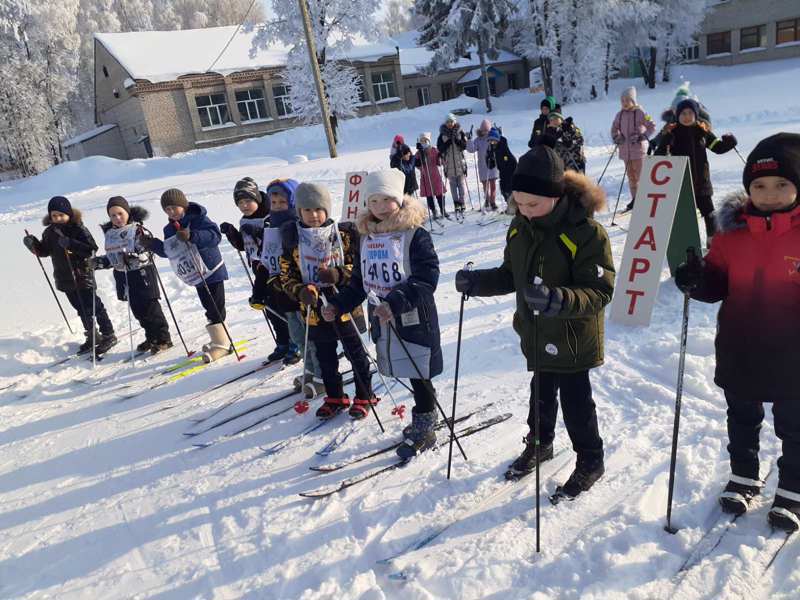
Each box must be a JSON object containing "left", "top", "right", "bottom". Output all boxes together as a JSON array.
[{"left": 151, "top": 202, "right": 228, "bottom": 285}]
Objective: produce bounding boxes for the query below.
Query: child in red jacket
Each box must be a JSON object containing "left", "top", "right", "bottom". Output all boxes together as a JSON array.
[{"left": 675, "top": 132, "right": 800, "bottom": 532}]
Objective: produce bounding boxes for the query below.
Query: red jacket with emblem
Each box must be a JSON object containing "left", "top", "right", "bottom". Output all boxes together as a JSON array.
[{"left": 690, "top": 191, "right": 800, "bottom": 401}]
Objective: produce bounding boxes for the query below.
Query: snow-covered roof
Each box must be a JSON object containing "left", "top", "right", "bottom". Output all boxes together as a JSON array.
[
  {"left": 95, "top": 26, "right": 398, "bottom": 84},
  {"left": 63, "top": 124, "right": 118, "bottom": 147},
  {"left": 457, "top": 66, "right": 504, "bottom": 84},
  {"left": 392, "top": 30, "right": 521, "bottom": 76}
]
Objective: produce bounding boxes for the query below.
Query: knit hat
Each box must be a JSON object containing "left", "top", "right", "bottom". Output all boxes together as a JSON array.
[
  {"left": 266, "top": 179, "right": 296, "bottom": 210},
  {"left": 670, "top": 82, "right": 693, "bottom": 111},
  {"left": 233, "top": 177, "right": 261, "bottom": 204},
  {"left": 512, "top": 143, "right": 565, "bottom": 198},
  {"left": 541, "top": 95, "right": 557, "bottom": 111},
  {"left": 478, "top": 119, "right": 492, "bottom": 134},
  {"left": 487, "top": 128, "right": 501, "bottom": 142},
  {"left": 48, "top": 196, "right": 73, "bottom": 217},
  {"left": 621, "top": 86, "right": 637, "bottom": 104},
  {"left": 548, "top": 112, "right": 564, "bottom": 122},
  {"left": 743, "top": 132, "right": 800, "bottom": 193},
  {"left": 446, "top": 113, "right": 457, "bottom": 123},
  {"left": 419, "top": 132, "right": 432, "bottom": 144},
  {"left": 393, "top": 134, "right": 405, "bottom": 145},
  {"left": 294, "top": 182, "right": 332, "bottom": 217},
  {"left": 160, "top": 188, "right": 188, "bottom": 210},
  {"left": 364, "top": 170, "right": 406, "bottom": 206},
  {"left": 676, "top": 98, "right": 700, "bottom": 119},
  {"left": 106, "top": 196, "right": 130, "bottom": 215}
]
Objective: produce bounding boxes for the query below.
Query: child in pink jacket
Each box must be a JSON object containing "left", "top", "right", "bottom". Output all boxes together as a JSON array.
[{"left": 610, "top": 86, "right": 656, "bottom": 211}]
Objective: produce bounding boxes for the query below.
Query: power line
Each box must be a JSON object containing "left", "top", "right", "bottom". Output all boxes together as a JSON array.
[{"left": 206, "top": 0, "right": 259, "bottom": 74}]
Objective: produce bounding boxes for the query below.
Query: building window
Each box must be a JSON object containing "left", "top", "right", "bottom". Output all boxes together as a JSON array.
[
  {"left": 272, "top": 85, "right": 292, "bottom": 117},
  {"left": 507, "top": 73, "right": 518, "bottom": 90},
  {"left": 236, "top": 88, "right": 268, "bottom": 122},
  {"left": 416, "top": 87, "right": 431, "bottom": 106},
  {"left": 707, "top": 31, "right": 731, "bottom": 55},
  {"left": 195, "top": 93, "right": 230, "bottom": 128},
  {"left": 371, "top": 71, "right": 396, "bottom": 101},
  {"left": 441, "top": 82, "right": 453, "bottom": 101},
  {"left": 777, "top": 18, "right": 800, "bottom": 45},
  {"left": 681, "top": 42, "right": 700, "bottom": 62},
  {"left": 463, "top": 84, "right": 480, "bottom": 98},
  {"left": 740, "top": 24, "right": 767, "bottom": 50},
  {"left": 102, "top": 66, "right": 109, "bottom": 78}
]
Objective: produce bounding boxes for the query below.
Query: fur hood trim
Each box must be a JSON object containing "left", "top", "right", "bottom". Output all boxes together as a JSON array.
[
  {"left": 715, "top": 190, "right": 750, "bottom": 233},
  {"left": 564, "top": 171, "right": 607, "bottom": 216},
  {"left": 439, "top": 122, "right": 461, "bottom": 137},
  {"left": 100, "top": 205, "right": 149, "bottom": 232},
  {"left": 43, "top": 208, "right": 83, "bottom": 226},
  {"left": 357, "top": 195, "right": 427, "bottom": 235}
]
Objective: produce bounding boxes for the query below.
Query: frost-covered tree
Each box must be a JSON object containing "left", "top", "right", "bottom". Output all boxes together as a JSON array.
[
  {"left": 252, "top": 0, "right": 381, "bottom": 125},
  {"left": 416, "top": 0, "right": 517, "bottom": 112},
  {"left": 383, "top": 0, "right": 413, "bottom": 36}
]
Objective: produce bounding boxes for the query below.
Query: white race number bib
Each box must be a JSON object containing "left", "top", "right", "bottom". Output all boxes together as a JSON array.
[
  {"left": 104, "top": 224, "right": 138, "bottom": 269},
  {"left": 260, "top": 227, "right": 283, "bottom": 276},
  {"left": 361, "top": 233, "right": 407, "bottom": 298},
  {"left": 163, "top": 236, "right": 208, "bottom": 286},
  {"left": 298, "top": 223, "right": 339, "bottom": 287}
]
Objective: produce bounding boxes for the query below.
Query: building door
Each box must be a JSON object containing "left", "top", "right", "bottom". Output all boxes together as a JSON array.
[
  {"left": 142, "top": 136, "right": 153, "bottom": 158},
  {"left": 417, "top": 87, "right": 431, "bottom": 106},
  {"left": 463, "top": 84, "right": 480, "bottom": 98},
  {"left": 441, "top": 82, "right": 453, "bottom": 101}
]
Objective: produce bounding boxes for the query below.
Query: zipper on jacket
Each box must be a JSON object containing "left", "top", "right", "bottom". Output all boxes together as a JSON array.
[{"left": 766, "top": 215, "right": 772, "bottom": 231}]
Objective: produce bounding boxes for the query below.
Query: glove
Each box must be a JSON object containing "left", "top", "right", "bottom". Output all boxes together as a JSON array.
[
  {"left": 674, "top": 254, "right": 704, "bottom": 293},
  {"left": 176, "top": 228, "right": 191, "bottom": 242},
  {"left": 240, "top": 222, "right": 261, "bottom": 238},
  {"left": 321, "top": 304, "right": 338, "bottom": 322},
  {"left": 90, "top": 256, "right": 106, "bottom": 269},
  {"left": 139, "top": 236, "right": 158, "bottom": 251},
  {"left": 613, "top": 135, "right": 624, "bottom": 145},
  {"left": 722, "top": 133, "right": 738, "bottom": 147},
  {"left": 416, "top": 143, "right": 423, "bottom": 151},
  {"left": 57, "top": 235, "right": 71, "bottom": 249},
  {"left": 455, "top": 269, "right": 477, "bottom": 295},
  {"left": 219, "top": 222, "right": 236, "bottom": 236},
  {"left": 564, "top": 117, "right": 574, "bottom": 127},
  {"left": 561, "top": 136, "right": 573, "bottom": 148},
  {"left": 248, "top": 295, "right": 266, "bottom": 311},
  {"left": 441, "top": 134, "right": 449, "bottom": 143},
  {"left": 374, "top": 302, "right": 393, "bottom": 324},
  {"left": 298, "top": 284, "right": 319, "bottom": 307},
  {"left": 23, "top": 234, "right": 39, "bottom": 254},
  {"left": 523, "top": 283, "right": 564, "bottom": 317},
  {"left": 318, "top": 266, "right": 340, "bottom": 285}
]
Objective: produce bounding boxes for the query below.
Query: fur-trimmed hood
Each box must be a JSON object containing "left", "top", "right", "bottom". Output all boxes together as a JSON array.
[
  {"left": 563, "top": 170, "right": 607, "bottom": 219},
  {"left": 715, "top": 191, "right": 749, "bottom": 233},
  {"left": 439, "top": 122, "right": 461, "bottom": 137},
  {"left": 43, "top": 208, "right": 83, "bottom": 226},
  {"left": 100, "top": 205, "right": 149, "bottom": 232},
  {"left": 357, "top": 195, "right": 427, "bottom": 235}
]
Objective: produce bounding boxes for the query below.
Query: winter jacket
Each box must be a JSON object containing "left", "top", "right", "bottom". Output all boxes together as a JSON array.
[
  {"left": 467, "top": 134, "right": 500, "bottom": 182},
  {"left": 437, "top": 123, "right": 468, "bottom": 179},
  {"left": 97, "top": 206, "right": 160, "bottom": 302},
  {"left": 688, "top": 192, "right": 800, "bottom": 402},
  {"left": 469, "top": 172, "right": 615, "bottom": 373},
  {"left": 654, "top": 122, "right": 735, "bottom": 198},
  {"left": 150, "top": 202, "right": 229, "bottom": 286},
  {"left": 415, "top": 146, "right": 445, "bottom": 197},
  {"left": 330, "top": 197, "right": 442, "bottom": 379},
  {"left": 548, "top": 119, "right": 586, "bottom": 173},
  {"left": 494, "top": 136, "right": 518, "bottom": 197},
  {"left": 279, "top": 218, "right": 365, "bottom": 341},
  {"left": 527, "top": 113, "right": 550, "bottom": 149},
  {"left": 395, "top": 151, "right": 419, "bottom": 196},
  {"left": 34, "top": 209, "right": 98, "bottom": 292},
  {"left": 611, "top": 107, "right": 656, "bottom": 161},
  {"left": 221, "top": 201, "right": 269, "bottom": 270}
]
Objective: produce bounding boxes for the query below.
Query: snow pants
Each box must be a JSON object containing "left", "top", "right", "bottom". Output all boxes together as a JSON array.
[
  {"left": 65, "top": 289, "right": 114, "bottom": 336},
  {"left": 447, "top": 176, "right": 467, "bottom": 210},
  {"left": 130, "top": 296, "right": 170, "bottom": 344},
  {"left": 411, "top": 379, "right": 436, "bottom": 414},
  {"left": 426, "top": 195, "right": 445, "bottom": 216},
  {"left": 252, "top": 269, "right": 290, "bottom": 348},
  {"left": 313, "top": 321, "right": 372, "bottom": 400},
  {"left": 528, "top": 370, "right": 604, "bottom": 467},
  {"left": 196, "top": 281, "right": 225, "bottom": 324},
  {"left": 725, "top": 390, "right": 800, "bottom": 494},
  {"left": 287, "top": 310, "right": 321, "bottom": 377}
]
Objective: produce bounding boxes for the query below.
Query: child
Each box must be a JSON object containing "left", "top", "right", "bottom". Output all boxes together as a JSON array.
[
  {"left": 220, "top": 178, "right": 300, "bottom": 364},
  {"left": 546, "top": 112, "right": 585, "bottom": 173},
  {"left": 146, "top": 189, "right": 230, "bottom": 363},
  {"left": 95, "top": 196, "right": 172, "bottom": 354},
  {"left": 323, "top": 169, "right": 443, "bottom": 458},
  {"left": 415, "top": 132, "right": 447, "bottom": 219},
  {"left": 279, "top": 182, "right": 375, "bottom": 419},
  {"left": 528, "top": 95, "right": 560, "bottom": 148},
  {"left": 467, "top": 119, "right": 500, "bottom": 211},
  {"left": 674, "top": 132, "right": 800, "bottom": 532},
  {"left": 396, "top": 145, "right": 419, "bottom": 197},
  {"left": 610, "top": 87, "right": 656, "bottom": 212},
  {"left": 655, "top": 99, "right": 737, "bottom": 241},
  {"left": 436, "top": 113, "right": 468, "bottom": 217},
  {"left": 491, "top": 128, "right": 518, "bottom": 214},
  {"left": 23, "top": 196, "right": 117, "bottom": 356},
  {"left": 389, "top": 135, "right": 406, "bottom": 169},
  {"left": 455, "top": 142, "right": 614, "bottom": 497}
]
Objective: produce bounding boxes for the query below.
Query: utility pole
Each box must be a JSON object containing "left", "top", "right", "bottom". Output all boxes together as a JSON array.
[{"left": 297, "top": 0, "right": 337, "bottom": 158}]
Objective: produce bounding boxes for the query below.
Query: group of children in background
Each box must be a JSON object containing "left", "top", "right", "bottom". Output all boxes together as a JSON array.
[{"left": 21, "top": 84, "right": 800, "bottom": 528}]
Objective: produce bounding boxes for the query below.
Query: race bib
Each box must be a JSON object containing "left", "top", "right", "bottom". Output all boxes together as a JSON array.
[
  {"left": 298, "top": 223, "right": 339, "bottom": 287},
  {"left": 260, "top": 227, "right": 283, "bottom": 276},
  {"left": 104, "top": 224, "right": 138, "bottom": 269},
  {"left": 240, "top": 217, "right": 263, "bottom": 264},
  {"left": 361, "top": 232, "right": 407, "bottom": 298},
  {"left": 163, "top": 235, "right": 208, "bottom": 286}
]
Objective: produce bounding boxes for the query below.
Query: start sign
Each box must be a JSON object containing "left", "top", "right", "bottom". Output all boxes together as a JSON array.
[
  {"left": 609, "top": 156, "right": 701, "bottom": 327},
  {"left": 340, "top": 171, "right": 368, "bottom": 223}
]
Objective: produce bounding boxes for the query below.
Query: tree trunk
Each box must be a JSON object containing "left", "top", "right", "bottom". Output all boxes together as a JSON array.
[
  {"left": 478, "top": 50, "right": 492, "bottom": 113},
  {"left": 647, "top": 46, "right": 657, "bottom": 89},
  {"left": 604, "top": 42, "right": 611, "bottom": 95},
  {"left": 663, "top": 44, "right": 672, "bottom": 82}
]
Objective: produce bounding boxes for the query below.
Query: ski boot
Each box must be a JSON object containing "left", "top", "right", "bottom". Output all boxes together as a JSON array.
[
  {"left": 150, "top": 339, "right": 173, "bottom": 355},
  {"left": 303, "top": 377, "right": 326, "bottom": 399},
  {"left": 397, "top": 410, "right": 437, "bottom": 460},
  {"left": 78, "top": 330, "right": 99, "bottom": 355},
  {"left": 550, "top": 460, "right": 605, "bottom": 504},
  {"left": 349, "top": 396, "right": 380, "bottom": 420},
  {"left": 136, "top": 339, "right": 154, "bottom": 353},
  {"left": 267, "top": 344, "right": 290, "bottom": 362},
  {"left": 768, "top": 489, "right": 800, "bottom": 532},
  {"left": 202, "top": 323, "right": 233, "bottom": 363},
  {"left": 505, "top": 433, "right": 554, "bottom": 481},
  {"left": 94, "top": 332, "right": 118, "bottom": 356},
  {"left": 316, "top": 396, "right": 350, "bottom": 420},
  {"left": 282, "top": 343, "right": 302, "bottom": 365},
  {"left": 719, "top": 474, "right": 763, "bottom": 516}
]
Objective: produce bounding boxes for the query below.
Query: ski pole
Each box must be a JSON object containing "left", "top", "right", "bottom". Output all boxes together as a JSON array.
[
  {"left": 147, "top": 251, "right": 193, "bottom": 357},
  {"left": 610, "top": 161, "right": 629, "bottom": 227},
  {"left": 597, "top": 144, "right": 618, "bottom": 186},
  {"left": 448, "top": 262, "right": 473, "bottom": 478},
  {"left": 91, "top": 258, "right": 97, "bottom": 370},
  {"left": 236, "top": 248, "right": 278, "bottom": 343},
  {"left": 123, "top": 263, "right": 136, "bottom": 365},
  {"left": 665, "top": 247, "right": 696, "bottom": 535},
  {"left": 733, "top": 146, "right": 747, "bottom": 165},
  {"left": 25, "top": 229, "right": 73, "bottom": 334},
  {"left": 532, "top": 257, "right": 545, "bottom": 553}
]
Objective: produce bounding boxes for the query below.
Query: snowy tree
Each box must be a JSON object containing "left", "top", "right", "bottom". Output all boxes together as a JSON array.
[
  {"left": 416, "top": 0, "right": 517, "bottom": 112},
  {"left": 252, "top": 0, "right": 381, "bottom": 126},
  {"left": 382, "top": 0, "right": 413, "bottom": 36}
]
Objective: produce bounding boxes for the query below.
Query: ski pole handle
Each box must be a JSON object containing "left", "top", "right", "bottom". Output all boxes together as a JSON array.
[{"left": 367, "top": 290, "right": 381, "bottom": 306}]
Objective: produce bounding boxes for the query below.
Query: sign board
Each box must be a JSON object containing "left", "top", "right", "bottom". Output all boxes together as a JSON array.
[
  {"left": 340, "top": 171, "right": 368, "bottom": 223},
  {"left": 609, "top": 156, "right": 701, "bottom": 327}
]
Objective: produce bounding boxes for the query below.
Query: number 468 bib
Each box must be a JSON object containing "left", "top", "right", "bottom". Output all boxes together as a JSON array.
[{"left": 361, "top": 232, "right": 409, "bottom": 299}]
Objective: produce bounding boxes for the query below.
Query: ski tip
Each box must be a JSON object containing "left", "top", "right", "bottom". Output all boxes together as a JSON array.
[
  {"left": 387, "top": 571, "right": 408, "bottom": 581},
  {"left": 192, "top": 442, "right": 212, "bottom": 449},
  {"left": 182, "top": 432, "right": 199, "bottom": 437}
]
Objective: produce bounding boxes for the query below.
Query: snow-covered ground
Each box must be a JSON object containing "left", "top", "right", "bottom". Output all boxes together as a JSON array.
[{"left": 1, "top": 58, "right": 799, "bottom": 599}]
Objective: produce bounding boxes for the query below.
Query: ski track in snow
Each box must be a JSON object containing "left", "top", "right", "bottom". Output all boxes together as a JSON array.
[{"left": 2, "top": 59, "right": 800, "bottom": 599}]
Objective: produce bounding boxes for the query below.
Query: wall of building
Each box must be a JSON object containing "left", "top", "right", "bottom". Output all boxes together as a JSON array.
[{"left": 64, "top": 127, "right": 127, "bottom": 162}]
